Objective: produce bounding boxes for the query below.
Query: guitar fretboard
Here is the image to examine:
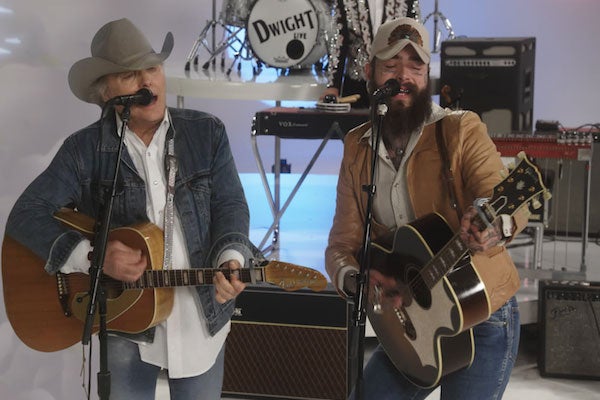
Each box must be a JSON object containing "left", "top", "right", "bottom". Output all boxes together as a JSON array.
[
  {"left": 121, "top": 268, "right": 264, "bottom": 289},
  {"left": 421, "top": 236, "right": 469, "bottom": 289}
]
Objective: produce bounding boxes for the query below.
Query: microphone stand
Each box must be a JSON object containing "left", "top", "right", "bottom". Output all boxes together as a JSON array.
[
  {"left": 349, "top": 100, "right": 389, "bottom": 400},
  {"left": 82, "top": 102, "right": 133, "bottom": 400}
]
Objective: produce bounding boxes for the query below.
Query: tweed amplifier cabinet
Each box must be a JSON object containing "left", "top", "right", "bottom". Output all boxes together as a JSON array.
[
  {"left": 440, "top": 37, "right": 535, "bottom": 134},
  {"left": 222, "top": 285, "right": 352, "bottom": 399},
  {"left": 538, "top": 280, "right": 600, "bottom": 379}
]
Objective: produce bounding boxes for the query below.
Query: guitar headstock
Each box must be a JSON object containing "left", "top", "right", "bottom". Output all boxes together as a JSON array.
[
  {"left": 483, "top": 152, "right": 551, "bottom": 221},
  {"left": 263, "top": 261, "right": 327, "bottom": 292}
]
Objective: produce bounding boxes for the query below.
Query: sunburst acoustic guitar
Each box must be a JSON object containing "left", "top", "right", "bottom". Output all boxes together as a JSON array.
[{"left": 2, "top": 208, "right": 327, "bottom": 352}]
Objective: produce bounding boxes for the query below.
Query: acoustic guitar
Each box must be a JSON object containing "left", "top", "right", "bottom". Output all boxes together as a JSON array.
[
  {"left": 367, "top": 153, "right": 549, "bottom": 388},
  {"left": 2, "top": 208, "right": 327, "bottom": 352}
]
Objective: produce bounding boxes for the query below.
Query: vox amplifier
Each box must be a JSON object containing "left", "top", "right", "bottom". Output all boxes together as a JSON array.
[{"left": 222, "top": 285, "right": 353, "bottom": 399}]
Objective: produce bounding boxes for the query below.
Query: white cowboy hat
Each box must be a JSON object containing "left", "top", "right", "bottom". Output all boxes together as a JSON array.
[{"left": 68, "top": 18, "right": 173, "bottom": 105}]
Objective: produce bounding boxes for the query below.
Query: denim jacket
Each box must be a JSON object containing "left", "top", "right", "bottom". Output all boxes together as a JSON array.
[{"left": 6, "top": 107, "right": 254, "bottom": 336}]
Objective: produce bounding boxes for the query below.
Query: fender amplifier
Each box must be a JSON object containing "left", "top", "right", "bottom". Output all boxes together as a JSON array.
[
  {"left": 222, "top": 285, "right": 353, "bottom": 399},
  {"left": 538, "top": 280, "right": 600, "bottom": 379}
]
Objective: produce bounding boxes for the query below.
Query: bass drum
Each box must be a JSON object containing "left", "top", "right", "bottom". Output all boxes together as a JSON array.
[{"left": 246, "top": 0, "right": 334, "bottom": 69}]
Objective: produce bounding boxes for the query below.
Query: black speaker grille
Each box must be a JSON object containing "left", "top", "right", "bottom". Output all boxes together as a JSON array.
[{"left": 223, "top": 323, "right": 348, "bottom": 399}]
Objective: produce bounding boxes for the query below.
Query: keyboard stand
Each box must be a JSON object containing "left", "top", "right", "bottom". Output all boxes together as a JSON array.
[{"left": 251, "top": 118, "right": 346, "bottom": 256}]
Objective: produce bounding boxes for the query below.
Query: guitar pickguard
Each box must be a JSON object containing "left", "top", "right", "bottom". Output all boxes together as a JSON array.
[{"left": 401, "top": 277, "right": 461, "bottom": 368}]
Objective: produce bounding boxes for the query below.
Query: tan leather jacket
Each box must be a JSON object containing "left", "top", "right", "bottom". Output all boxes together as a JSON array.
[{"left": 325, "top": 110, "right": 529, "bottom": 313}]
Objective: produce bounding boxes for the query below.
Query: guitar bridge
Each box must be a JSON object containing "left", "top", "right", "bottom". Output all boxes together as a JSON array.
[
  {"left": 56, "top": 272, "right": 72, "bottom": 317},
  {"left": 394, "top": 307, "right": 416, "bottom": 340}
]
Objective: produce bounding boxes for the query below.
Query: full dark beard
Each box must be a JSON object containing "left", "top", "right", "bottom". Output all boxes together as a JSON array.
[{"left": 382, "top": 81, "right": 433, "bottom": 139}]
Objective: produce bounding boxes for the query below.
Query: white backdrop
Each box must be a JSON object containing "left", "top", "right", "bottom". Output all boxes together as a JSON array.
[{"left": 1, "top": 0, "right": 599, "bottom": 398}]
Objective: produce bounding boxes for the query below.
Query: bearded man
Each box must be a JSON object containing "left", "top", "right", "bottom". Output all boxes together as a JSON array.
[{"left": 325, "top": 17, "right": 529, "bottom": 400}]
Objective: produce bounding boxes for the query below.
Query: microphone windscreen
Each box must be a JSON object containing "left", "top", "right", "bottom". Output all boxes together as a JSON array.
[{"left": 136, "top": 88, "right": 154, "bottom": 106}]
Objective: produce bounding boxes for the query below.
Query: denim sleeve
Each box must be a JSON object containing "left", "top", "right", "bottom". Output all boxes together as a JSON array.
[
  {"left": 5, "top": 136, "right": 86, "bottom": 274},
  {"left": 206, "top": 123, "right": 256, "bottom": 268}
]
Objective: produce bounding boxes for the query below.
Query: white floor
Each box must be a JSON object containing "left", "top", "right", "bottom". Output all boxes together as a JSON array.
[{"left": 157, "top": 173, "right": 600, "bottom": 399}]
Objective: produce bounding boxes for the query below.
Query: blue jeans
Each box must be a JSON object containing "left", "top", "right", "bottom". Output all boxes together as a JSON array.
[
  {"left": 351, "top": 296, "right": 520, "bottom": 400},
  {"left": 105, "top": 335, "right": 225, "bottom": 400}
]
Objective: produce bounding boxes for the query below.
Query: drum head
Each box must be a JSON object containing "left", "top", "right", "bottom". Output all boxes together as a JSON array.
[{"left": 247, "top": 0, "right": 320, "bottom": 69}]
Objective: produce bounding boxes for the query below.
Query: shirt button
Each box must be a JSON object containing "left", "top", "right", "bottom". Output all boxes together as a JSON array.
[{"left": 153, "top": 180, "right": 159, "bottom": 186}]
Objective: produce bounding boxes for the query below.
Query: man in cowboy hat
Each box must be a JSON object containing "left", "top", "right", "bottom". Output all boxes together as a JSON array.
[{"left": 6, "top": 18, "right": 253, "bottom": 399}]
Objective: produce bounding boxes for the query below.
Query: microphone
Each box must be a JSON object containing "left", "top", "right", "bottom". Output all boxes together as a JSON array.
[
  {"left": 107, "top": 88, "right": 154, "bottom": 106},
  {"left": 372, "top": 79, "right": 401, "bottom": 102}
]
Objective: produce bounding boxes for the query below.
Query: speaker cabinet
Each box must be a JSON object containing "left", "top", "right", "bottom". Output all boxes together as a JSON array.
[
  {"left": 538, "top": 280, "right": 600, "bottom": 379},
  {"left": 440, "top": 37, "right": 536, "bottom": 134},
  {"left": 222, "top": 286, "right": 352, "bottom": 399}
]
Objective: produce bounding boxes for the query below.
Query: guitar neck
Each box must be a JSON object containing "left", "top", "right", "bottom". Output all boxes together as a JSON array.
[
  {"left": 121, "top": 267, "right": 266, "bottom": 290},
  {"left": 420, "top": 234, "right": 470, "bottom": 289},
  {"left": 417, "top": 154, "right": 549, "bottom": 289},
  {"left": 421, "top": 204, "right": 504, "bottom": 288}
]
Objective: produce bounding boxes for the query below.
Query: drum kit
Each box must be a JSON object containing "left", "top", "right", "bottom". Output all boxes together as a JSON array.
[{"left": 185, "top": 0, "right": 335, "bottom": 75}]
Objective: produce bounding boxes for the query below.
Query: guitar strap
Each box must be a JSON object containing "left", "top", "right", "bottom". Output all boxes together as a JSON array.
[
  {"left": 435, "top": 119, "right": 462, "bottom": 221},
  {"left": 163, "top": 114, "right": 177, "bottom": 271}
]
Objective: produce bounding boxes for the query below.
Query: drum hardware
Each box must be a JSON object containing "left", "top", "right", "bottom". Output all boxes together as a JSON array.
[
  {"left": 184, "top": 0, "right": 255, "bottom": 75},
  {"left": 423, "top": 0, "right": 456, "bottom": 53}
]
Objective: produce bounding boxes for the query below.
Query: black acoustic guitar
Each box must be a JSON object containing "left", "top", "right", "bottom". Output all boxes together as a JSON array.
[{"left": 367, "top": 153, "right": 549, "bottom": 388}]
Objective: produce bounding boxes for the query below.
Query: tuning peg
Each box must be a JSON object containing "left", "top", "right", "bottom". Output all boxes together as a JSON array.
[
  {"left": 506, "top": 161, "right": 515, "bottom": 170},
  {"left": 543, "top": 191, "right": 553, "bottom": 201},
  {"left": 531, "top": 198, "right": 542, "bottom": 210},
  {"left": 499, "top": 170, "right": 508, "bottom": 179}
]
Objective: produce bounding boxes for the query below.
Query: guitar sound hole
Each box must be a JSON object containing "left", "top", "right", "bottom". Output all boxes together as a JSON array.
[
  {"left": 406, "top": 264, "right": 431, "bottom": 309},
  {"left": 102, "top": 277, "right": 124, "bottom": 299}
]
